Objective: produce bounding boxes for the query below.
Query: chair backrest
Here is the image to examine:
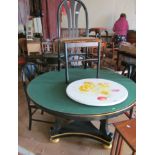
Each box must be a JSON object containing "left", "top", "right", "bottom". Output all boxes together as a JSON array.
[
  {"left": 21, "top": 63, "right": 38, "bottom": 90},
  {"left": 56, "top": 0, "right": 101, "bottom": 80},
  {"left": 127, "top": 30, "right": 136, "bottom": 44},
  {"left": 57, "top": 0, "right": 89, "bottom": 39},
  {"left": 21, "top": 62, "right": 39, "bottom": 102},
  {"left": 57, "top": 0, "right": 89, "bottom": 68},
  {"left": 41, "top": 40, "right": 53, "bottom": 54}
]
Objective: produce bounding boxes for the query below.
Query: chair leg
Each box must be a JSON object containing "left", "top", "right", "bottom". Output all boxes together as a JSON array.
[
  {"left": 41, "top": 110, "right": 44, "bottom": 115},
  {"left": 28, "top": 106, "right": 32, "bottom": 130},
  {"left": 122, "top": 65, "right": 127, "bottom": 76},
  {"left": 130, "top": 66, "right": 136, "bottom": 82},
  {"left": 129, "top": 107, "right": 134, "bottom": 119},
  {"left": 58, "top": 60, "right": 60, "bottom": 71},
  {"left": 110, "top": 131, "right": 118, "bottom": 155},
  {"left": 115, "top": 134, "right": 123, "bottom": 155},
  {"left": 132, "top": 151, "right": 136, "bottom": 155},
  {"left": 29, "top": 116, "right": 32, "bottom": 130},
  {"left": 117, "top": 137, "right": 123, "bottom": 155},
  {"left": 127, "top": 65, "right": 131, "bottom": 78}
]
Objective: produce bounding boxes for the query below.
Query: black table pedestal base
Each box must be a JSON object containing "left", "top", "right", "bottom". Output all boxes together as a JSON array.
[{"left": 50, "top": 120, "right": 113, "bottom": 148}]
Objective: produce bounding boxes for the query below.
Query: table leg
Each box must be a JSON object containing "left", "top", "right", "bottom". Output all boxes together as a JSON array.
[{"left": 100, "top": 119, "right": 113, "bottom": 141}]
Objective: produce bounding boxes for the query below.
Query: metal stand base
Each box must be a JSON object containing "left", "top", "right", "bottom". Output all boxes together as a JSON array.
[{"left": 50, "top": 120, "right": 113, "bottom": 148}]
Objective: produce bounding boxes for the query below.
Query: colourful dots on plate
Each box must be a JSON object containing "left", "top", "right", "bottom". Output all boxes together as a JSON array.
[
  {"left": 97, "top": 96, "right": 107, "bottom": 101},
  {"left": 112, "top": 89, "right": 120, "bottom": 92}
]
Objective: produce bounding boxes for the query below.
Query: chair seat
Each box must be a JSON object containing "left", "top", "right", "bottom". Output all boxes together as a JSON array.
[
  {"left": 43, "top": 52, "right": 64, "bottom": 58},
  {"left": 115, "top": 119, "right": 136, "bottom": 151},
  {"left": 61, "top": 37, "right": 101, "bottom": 43},
  {"left": 121, "top": 60, "right": 136, "bottom": 66},
  {"left": 18, "top": 56, "right": 26, "bottom": 65},
  {"left": 110, "top": 119, "right": 136, "bottom": 155}
]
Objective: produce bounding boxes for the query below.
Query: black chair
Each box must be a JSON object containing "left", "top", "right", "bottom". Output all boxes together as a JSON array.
[
  {"left": 121, "top": 61, "right": 136, "bottom": 82},
  {"left": 21, "top": 62, "right": 53, "bottom": 130},
  {"left": 121, "top": 61, "right": 136, "bottom": 119},
  {"left": 57, "top": 0, "right": 101, "bottom": 83}
]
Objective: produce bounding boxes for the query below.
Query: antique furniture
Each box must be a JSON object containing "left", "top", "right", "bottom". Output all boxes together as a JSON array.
[
  {"left": 117, "top": 43, "right": 136, "bottom": 82},
  {"left": 41, "top": 40, "right": 53, "bottom": 54},
  {"left": 27, "top": 68, "right": 136, "bottom": 147},
  {"left": 21, "top": 62, "right": 53, "bottom": 130},
  {"left": 63, "top": 37, "right": 101, "bottom": 83},
  {"left": 110, "top": 119, "right": 136, "bottom": 155},
  {"left": 89, "top": 27, "right": 108, "bottom": 40},
  {"left": 57, "top": 0, "right": 101, "bottom": 83},
  {"left": 104, "top": 30, "right": 136, "bottom": 71},
  {"left": 27, "top": 40, "right": 42, "bottom": 56}
]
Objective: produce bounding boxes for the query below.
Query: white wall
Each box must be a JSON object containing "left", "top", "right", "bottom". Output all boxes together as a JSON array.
[{"left": 62, "top": 0, "right": 136, "bottom": 31}]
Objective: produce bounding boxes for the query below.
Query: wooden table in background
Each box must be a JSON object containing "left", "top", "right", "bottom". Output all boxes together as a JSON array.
[{"left": 116, "top": 45, "right": 136, "bottom": 70}]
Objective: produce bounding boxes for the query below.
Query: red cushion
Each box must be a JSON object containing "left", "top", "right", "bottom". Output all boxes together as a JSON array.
[{"left": 18, "top": 56, "right": 26, "bottom": 65}]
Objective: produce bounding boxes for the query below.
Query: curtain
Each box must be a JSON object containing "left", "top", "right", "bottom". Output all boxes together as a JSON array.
[
  {"left": 33, "top": 17, "right": 42, "bottom": 33},
  {"left": 29, "top": 0, "right": 42, "bottom": 17},
  {"left": 41, "top": 0, "right": 62, "bottom": 40},
  {"left": 18, "top": 0, "right": 30, "bottom": 26}
]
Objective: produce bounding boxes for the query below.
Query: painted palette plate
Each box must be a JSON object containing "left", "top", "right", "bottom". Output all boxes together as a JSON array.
[{"left": 66, "top": 78, "right": 128, "bottom": 106}]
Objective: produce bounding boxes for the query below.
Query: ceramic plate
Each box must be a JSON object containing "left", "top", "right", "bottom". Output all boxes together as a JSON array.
[{"left": 66, "top": 78, "right": 128, "bottom": 106}]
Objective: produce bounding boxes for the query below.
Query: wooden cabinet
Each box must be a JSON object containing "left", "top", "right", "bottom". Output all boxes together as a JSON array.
[
  {"left": 127, "top": 30, "right": 136, "bottom": 44},
  {"left": 27, "top": 40, "right": 42, "bottom": 55}
]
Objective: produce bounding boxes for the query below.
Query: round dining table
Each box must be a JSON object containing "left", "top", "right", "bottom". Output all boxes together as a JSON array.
[{"left": 27, "top": 68, "right": 136, "bottom": 148}]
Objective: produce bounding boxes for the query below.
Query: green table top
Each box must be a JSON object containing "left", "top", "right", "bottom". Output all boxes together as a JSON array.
[{"left": 27, "top": 68, "right": 136, "bottom": 120}]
